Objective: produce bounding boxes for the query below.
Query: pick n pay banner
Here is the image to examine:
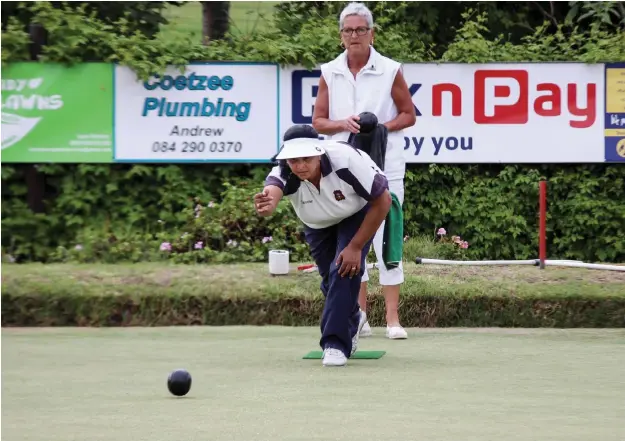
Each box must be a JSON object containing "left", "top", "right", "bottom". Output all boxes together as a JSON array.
[
  {"left": 2, "top": 61, "right": 624, "bottom": 163},
  {"left": 1, "top": 63, "right": 113, "bottom": 163},
  {"left": 400, "top": 63, "right": 604, "bottom": 163},
  {"left": 282, "top": 62, "right": 623, "bottom": 163}
]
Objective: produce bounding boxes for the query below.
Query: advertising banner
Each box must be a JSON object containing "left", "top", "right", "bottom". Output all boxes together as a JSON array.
[
  {"left": 281, "top": 62, "right": 612, "bottom": 163},
  {"left": 604, "top": 62, "right": 625, "bottom": 162},
  {"left": 113, "top": 63, "right": 279, "bottom": 163},
  {"left": 3, "top": 61, "right": 622, "bottom": 164},
  {"left": 1, "top": 63, "right": 113, "bottom": 163}
]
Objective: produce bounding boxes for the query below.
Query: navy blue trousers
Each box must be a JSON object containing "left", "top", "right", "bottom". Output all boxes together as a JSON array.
[{"left": 303, "top": 206, "right": 373, "bottom": 358}]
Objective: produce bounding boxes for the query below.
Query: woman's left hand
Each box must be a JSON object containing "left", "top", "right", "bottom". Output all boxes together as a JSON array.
[{"left": 336, "top": 244, "right": 362, "bottom": 278}]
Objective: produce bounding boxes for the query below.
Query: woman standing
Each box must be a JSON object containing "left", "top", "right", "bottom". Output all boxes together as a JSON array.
[{"left": 312, "top": 2, "right": 416, "bottom": 339}]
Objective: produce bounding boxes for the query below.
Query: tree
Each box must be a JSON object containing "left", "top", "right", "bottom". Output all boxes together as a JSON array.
[
  {"left": 272, "top": 1, "right": 625, "bottom": 57},
  {"left": 201, "top": 1, "right": 230, "bottom": 44},
  {"left": 1, "top": 1, "right": 184, "bottom": 38}
]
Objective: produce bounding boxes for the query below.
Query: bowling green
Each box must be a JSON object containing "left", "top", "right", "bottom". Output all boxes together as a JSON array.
[{"left": 2, "top": 326, "right": 624, "bottom": 441}]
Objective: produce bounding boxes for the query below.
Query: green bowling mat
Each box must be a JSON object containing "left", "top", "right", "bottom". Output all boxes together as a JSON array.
[{"left": 303, "top": 350, "right": 386, "bottom": 359}]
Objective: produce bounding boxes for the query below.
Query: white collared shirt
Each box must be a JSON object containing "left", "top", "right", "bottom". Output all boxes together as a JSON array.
[{"left": 264, "top": 140, "right": 389, "bottom": 229}]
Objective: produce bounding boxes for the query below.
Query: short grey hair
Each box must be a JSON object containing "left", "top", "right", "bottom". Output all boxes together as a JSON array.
[{"left": 339, "top": 2, "right": 374, "bottom": 29}]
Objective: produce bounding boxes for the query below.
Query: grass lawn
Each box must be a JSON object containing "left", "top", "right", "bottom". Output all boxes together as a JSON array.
[
  {"left": 159, "top": 1, "right": 280, "bottom": 42},
  {"left": 3, "top": 261, "right": 625, "bottom": 299},
  {"left": 2, "top": 326, "right": 625, "bottom": 441}
]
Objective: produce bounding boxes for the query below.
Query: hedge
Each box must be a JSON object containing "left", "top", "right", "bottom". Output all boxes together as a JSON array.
[
  {"left": 4, "top": 294, "right": 625, "bottom": 328},
  {"left": 2, "top": 263, "right": 624, "bottom": 327},
  {"left": 2, "top": 3, "right": 625, "bottom": 265}
]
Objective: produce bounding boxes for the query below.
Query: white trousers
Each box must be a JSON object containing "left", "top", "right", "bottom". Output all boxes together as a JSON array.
[{"left": 361, "top": 178, "right": 405, "bottom": 286}]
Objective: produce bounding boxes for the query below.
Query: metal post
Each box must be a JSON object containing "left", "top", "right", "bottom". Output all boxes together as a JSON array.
[{"left": 539, "top": 180, "right": 547, "bottom": 270}]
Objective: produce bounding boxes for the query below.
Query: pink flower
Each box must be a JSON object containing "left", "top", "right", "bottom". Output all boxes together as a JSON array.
[
  {"left": 160, "top": 242, "right": 172, "bottom": 251},
  {"left": 461, "top": 241, "right": 469, "bottom": 249},
  {"left": 262, "top": 236, "right": 273, "bottom": 244},
  {"left": 194, "top": 241, "right": 203, "bottom": 250},
  {"left": 453, "top": 236, "right": 462, "bottom": 244},
  {"left": 437, "top": 227, "right": 447, "bottom": 235}
]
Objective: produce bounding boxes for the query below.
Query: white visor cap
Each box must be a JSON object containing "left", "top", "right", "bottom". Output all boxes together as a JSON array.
[{"left": 275, "top": 138, "right": 326, "bottom": 160}]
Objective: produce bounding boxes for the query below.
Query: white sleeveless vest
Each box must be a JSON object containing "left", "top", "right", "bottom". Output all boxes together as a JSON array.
[{"left": 320, "top": 46, "right": 406, "bottom": 180}]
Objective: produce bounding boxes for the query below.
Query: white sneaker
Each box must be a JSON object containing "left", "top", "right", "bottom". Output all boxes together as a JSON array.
[
  {"left": 386, "top": 325, "right": 408, "bottom": 339},
  {"left": 351, "top": 309, "right": 367, "bottom": 356},
  {"left": 322, "top": 348, "right": 347, "bottom": 367},
  {"left": 359, "top": 321, "right": 372, "bottom": 337}
]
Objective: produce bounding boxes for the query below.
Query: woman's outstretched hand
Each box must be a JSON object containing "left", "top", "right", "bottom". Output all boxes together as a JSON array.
[{"left": 254, "top": 189, "right": 275, "bottom": 216}]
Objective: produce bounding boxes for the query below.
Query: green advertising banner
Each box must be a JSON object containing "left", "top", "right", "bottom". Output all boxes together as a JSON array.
[{"left": 1, "top": 63, "right": 113, "bottom": 163}]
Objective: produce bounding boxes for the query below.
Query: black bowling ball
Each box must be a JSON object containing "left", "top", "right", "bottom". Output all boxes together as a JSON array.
[
  {"left": 167, "top": 369, "right": 192, "bottom": 397},
  {"left": 358, "top": 112, "right": 378, "bottom": 134}
]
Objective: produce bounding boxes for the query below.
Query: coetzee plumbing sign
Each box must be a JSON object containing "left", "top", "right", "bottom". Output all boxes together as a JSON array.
[
  {"left": 113, "top": 62, "right": 279, "bottom": 162},
  {"left": 283, "top": 62, "right": 623, "bottom": 163},
  {"left": 2, "top": 61, "right": 623, "bottom": 163}
]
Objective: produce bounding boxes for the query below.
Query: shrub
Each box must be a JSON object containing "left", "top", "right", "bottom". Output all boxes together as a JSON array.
[
  {"left": 403, "top": 228, "right": 470, "bottom": 262},
  {"left": 161, "top": 179, "right": 311, "bottom": 264},
  {"left": 43, "top": 177, "right": 313, "bottom": 265}
]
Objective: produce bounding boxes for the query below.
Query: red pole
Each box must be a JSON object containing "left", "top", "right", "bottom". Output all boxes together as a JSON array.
[{"left": 539, "top": 180, "right": 547, "bottom": 269}]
